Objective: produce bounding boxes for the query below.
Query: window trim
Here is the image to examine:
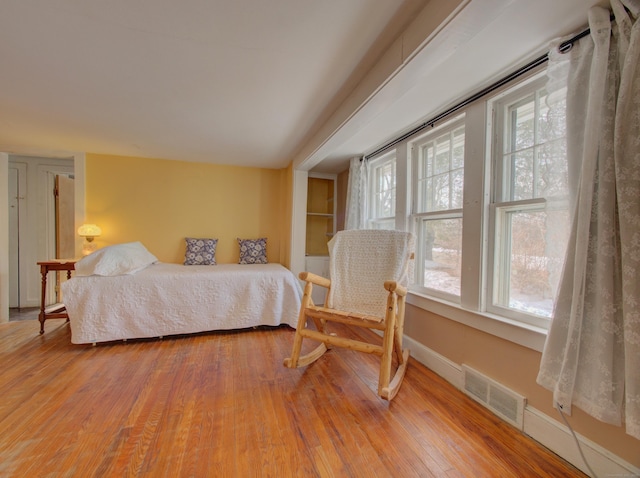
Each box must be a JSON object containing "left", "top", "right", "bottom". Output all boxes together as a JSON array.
[
  {"left": 366, "top": 151, "right": 396, "bottom": 228},
  {"left": 357, "top": 67, "right": 559, "bottom": 349},
  {"left": 413, "top": 212, "right": 463, "bottom": 303},
  {"left": 406, "top": 291, "right": 548, "bottom": 352},
  {"left": 490, "top": 72, "right": 548, "bottom": 204},
  {"left": 409, "top": 114, "right": 466, "bottom": 302},
  {"left": 486, "top": 72, "right": 567, "bottom": 327},
  {"left": 488, "top": 199, "right": 552, "bottom": 328}
]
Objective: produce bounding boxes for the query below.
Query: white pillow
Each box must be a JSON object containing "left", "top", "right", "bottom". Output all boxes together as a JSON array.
[{"left": 75, "top": 242, "right": 158, "bottom": 276}]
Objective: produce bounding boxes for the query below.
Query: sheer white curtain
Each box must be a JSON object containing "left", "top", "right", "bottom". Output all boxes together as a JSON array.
[
  {"left": 537, "top": 0, "right": 640, "bottom": 440},
  {"left": 344, "top": 157, "right": 368, "bottom": 230}
]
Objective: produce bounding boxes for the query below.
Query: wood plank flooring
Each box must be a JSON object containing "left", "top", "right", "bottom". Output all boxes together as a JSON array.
[{"left": 0, "top": 319, "right": 585, "bottom": 477}]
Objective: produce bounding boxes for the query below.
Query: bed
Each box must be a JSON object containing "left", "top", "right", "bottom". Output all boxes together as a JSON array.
[{"left": 61, "top": 242, "right": 302, "bottom": 344}]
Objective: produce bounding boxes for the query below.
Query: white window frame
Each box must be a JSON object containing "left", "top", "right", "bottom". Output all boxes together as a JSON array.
[
  {"left": 366, "top": 151, "right": 396, "bottom": 230},
  {"left": 486, "top": 73, "right": 569, "bottom": 329},
  {"left": 354, "top": 67, "right": 568, "bottom": 351},
  {"left": 410, "top": 115, "right": 465, "bottom": 302},
  {"left": 404, "top": 82, "right": 551, "bottom": 350}
]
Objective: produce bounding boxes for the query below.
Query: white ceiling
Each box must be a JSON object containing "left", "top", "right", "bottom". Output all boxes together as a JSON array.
[{"left": 0, "top": 0, "right": 600, "bottom": 173}]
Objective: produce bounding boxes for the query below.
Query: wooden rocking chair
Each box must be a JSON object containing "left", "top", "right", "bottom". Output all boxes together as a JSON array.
[{"left": 284, "top": 229, "right": 415, "bottom": 400}]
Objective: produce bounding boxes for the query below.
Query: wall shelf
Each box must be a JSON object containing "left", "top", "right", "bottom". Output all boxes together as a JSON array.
[{"left": 305, "top": 174, "right": 336, "bottom": 257}]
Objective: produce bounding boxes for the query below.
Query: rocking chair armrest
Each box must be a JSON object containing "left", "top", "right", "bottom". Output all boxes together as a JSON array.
[
  {"left": 384, "top": 280, "right": 407, "bottom": 297},
  {"left": 299, "top": 271, "right": 331, "bottom": 289}
]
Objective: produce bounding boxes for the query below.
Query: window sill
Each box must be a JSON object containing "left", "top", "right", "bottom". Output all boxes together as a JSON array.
[{"left": 406, "top": 291, "right": 548, "bottom": 352}]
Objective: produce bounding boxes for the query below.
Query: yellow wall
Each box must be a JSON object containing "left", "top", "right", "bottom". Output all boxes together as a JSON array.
[
  {"left": 85, "top": 153, "right": 289, "bottom": 265},
  {"left": 404, "top": 306, "right": 640, "bottom": 467}
]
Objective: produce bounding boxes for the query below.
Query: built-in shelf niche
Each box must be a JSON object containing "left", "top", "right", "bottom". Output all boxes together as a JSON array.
[{"left": 305, "top": 174, "right": 336, "bottom": 256}]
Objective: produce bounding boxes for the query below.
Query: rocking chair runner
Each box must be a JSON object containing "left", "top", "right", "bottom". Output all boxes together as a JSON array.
[{"left": 284, "top": 229, "right": 415, "bottom": 400}]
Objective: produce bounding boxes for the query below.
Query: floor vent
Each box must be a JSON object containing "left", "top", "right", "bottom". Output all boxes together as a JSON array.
[{"left": 462, "top": 365, "right": 526, "bottom": 430}]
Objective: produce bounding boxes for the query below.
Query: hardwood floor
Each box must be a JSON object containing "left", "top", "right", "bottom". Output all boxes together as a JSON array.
[{"left": 0, "top": 319, "right": 585, "bottom": 477}]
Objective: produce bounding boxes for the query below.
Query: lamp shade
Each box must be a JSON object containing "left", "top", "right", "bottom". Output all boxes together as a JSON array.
[{"left": 77, "top": 224, "right": 102, "bottom": 238}]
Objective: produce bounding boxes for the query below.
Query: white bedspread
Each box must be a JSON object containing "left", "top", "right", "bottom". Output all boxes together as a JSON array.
[{"left": 62, "top": 263, "right": 302, "bottom": 344}]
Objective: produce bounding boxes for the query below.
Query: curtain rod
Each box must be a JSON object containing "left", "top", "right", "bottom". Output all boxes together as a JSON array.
[{"left": 362, "top": 25, "right": 592, "bottom": 161}]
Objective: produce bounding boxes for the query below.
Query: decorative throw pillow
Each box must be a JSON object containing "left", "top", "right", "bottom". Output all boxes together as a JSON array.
[
  {"left": 184, "top": 237, "right": 218, "bottom": 265},
  {"left": 237, "top": 237, "right": 268, "bottom": 264}
]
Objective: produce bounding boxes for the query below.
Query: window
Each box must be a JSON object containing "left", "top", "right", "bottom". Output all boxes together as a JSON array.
[
  {"left": 367, "top": 152, "right": 396, "bottom": 230},
  {"left": 489, "top": 78, "right": 570, "bottom": 326},
  {"left": 411, "top": 116, "right": 465, "bottom": 300},
  {"left": 359, "top": 69, "right": 571, "bottom": 333}
]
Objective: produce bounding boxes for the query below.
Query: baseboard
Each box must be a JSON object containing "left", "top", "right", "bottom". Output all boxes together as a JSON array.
[
  {"left": 404, "top": 334, "right": 463, "bottom": 389},
  {"left": 403, "top": 335, "right": 640, "bottom": 477},
  {"left": 524, "top": 407, "right": 640, "bottom": 477}
]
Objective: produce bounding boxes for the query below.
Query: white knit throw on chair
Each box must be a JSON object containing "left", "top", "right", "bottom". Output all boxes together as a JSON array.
[{"left": 327, "top": 229, "right": 414, "bottom": 318}]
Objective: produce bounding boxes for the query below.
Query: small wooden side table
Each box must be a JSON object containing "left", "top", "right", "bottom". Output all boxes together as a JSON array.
[{"left": 37, "top": 260, "right": 76, "bottom": 334}]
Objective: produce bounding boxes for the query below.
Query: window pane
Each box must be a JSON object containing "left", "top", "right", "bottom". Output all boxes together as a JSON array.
[
  {"left": 512, "top": 150, "right": 534, "bottom": 200},
  {"left": 509, "top": 96, "right": 535, "bottom": 151},
  {"left": 536, "top": 139, "right": 567, "bottom": 199},
  {"left": 415, "top": 122, "right": 465, "bottom": 214},
  {"left": 417, "top": 177, "right": 429, "bottom": 212},
  {"left": 433, "top": 173, "right": 450, "bottom": 210},
  {"left": 502, "top": 87, "right": 568, "bottom": 203},
  {"left": 435, "top": 136, "right": 451, "bottom": 174},
  {"left": 421, "top": 218, "right": 462, "bottom": 296},
  {"left": 422, "top": 144, "right": 433, "bottom": 177},
  {"left": 538, "top": 89, "right": 566, "bottom": 143},
  {"left": 451, "top": 169, "right": 464, "bottom": 209},
  {"left": 494, "top": 208, "right": 570, "bottom": 318},
  {"left": 371, "top": 158, "right": 396, "bottom": 220},
  {"left": 452, "top": 126, "right": 465, "bottom": 169}
]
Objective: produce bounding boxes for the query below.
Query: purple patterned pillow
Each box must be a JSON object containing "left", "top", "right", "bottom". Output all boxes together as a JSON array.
[
  {"left": 237, "top": 237, "right": 267, "bottom": 264},
  {"left": 184, "top": 237, "right": 218, "bottom": 265}
]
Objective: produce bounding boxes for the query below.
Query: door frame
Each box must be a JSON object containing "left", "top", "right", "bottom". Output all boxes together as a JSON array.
[
  {"left": 8, "top": 162, "right": 26, "bottom": 307},
  {"left": 0, "top": 151, "right": 86, "bottom": 322}
]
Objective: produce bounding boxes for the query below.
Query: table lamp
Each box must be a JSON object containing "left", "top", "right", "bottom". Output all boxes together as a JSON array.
[{"left": 78, "top": 223, "right": 102, "bottom": 256}]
